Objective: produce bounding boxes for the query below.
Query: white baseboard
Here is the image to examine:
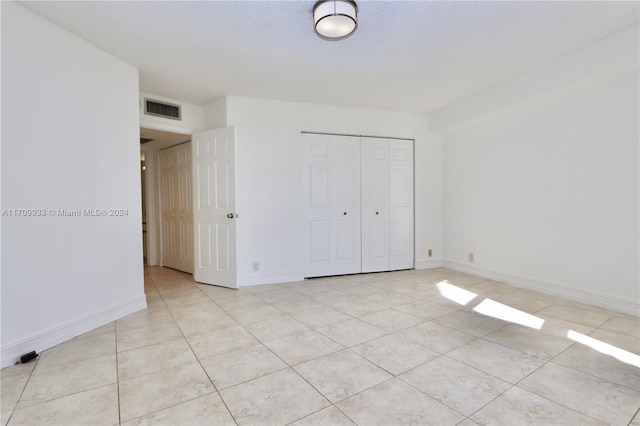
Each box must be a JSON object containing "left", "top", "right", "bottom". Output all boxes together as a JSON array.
[
  {"left": 1, "top": 296, "right": 147, "bottom": 369},
  {"left": 442, "top": 260, "right": 639, "bottom": 317},
  {"left": 415, "top": 258, "right": 444, "bottom": 270},
  {"left": 238, "top": 273, "right": 304, "bottom": 287}
]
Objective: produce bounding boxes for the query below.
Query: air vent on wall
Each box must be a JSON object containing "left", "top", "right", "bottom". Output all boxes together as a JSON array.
[{"left": 144, "top": 98, "right": 181, "bottom": 121}]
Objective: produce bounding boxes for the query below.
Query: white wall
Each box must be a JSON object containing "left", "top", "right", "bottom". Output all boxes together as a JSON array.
[
  {"left": 223, "top": 97, "right": 442, "bottom": 286},
  {"left": 439, "top": 26, "right": 639, "bottom": 314},
  {"left": 1, "top": 2, "right": 146, "bottom": 367}
]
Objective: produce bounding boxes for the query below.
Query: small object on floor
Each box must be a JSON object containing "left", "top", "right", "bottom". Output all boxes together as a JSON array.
[{"left": 18, "top": 351, "right": 39, "bottom": 364}]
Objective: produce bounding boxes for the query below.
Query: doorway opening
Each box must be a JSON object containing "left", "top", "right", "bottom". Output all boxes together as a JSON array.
[{"left": 140, "top": 127, "right": 192, "bottom": 270}]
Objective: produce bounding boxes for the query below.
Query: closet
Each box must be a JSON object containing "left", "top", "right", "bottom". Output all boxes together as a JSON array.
[{"left": 302, "top": 133, "right": 414, "bottom": 278}]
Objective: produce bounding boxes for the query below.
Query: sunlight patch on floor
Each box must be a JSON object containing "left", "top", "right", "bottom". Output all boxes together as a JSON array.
[
  {"left": 567, "top": 330, "right": 640, "bottom": 368},
  {"left": 436, "top": 281, "right": 477, "bottom": 306},
  {"left": 473, "top": 298, "right": 545, "bottom": 329}
]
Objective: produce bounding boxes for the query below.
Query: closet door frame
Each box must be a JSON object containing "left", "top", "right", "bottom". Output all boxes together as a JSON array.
[{"left": 302, "top": 132, "right": 414, "bottom": 278}]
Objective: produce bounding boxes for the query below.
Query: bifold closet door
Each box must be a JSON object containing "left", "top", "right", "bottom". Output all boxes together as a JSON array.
[
  {"left": 160, "top": 142, "right": 194, "bottom": 274},
  {"left": 303, "top": 133, "right": 361, "bottom": 277},
  {"left": 361, "top": 137, "right": 389, "bottom": 273},
  {"left": 388, "top": 139, "right": 414, "bottom": 270}
]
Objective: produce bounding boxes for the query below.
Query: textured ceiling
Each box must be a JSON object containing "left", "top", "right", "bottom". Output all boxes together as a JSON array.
[{"left": 20, "top": 1, "right": 640, "bottom": 114}]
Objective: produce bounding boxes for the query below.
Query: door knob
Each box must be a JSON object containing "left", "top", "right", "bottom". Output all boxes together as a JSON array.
[{"left": 227, "top": 213, "right": 234, "bottom": 219}]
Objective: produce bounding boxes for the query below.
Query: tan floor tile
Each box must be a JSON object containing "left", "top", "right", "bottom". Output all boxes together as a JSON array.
[
  {"left": 519, "top": 362, "right": 639, "bottom": 425},
  {"left": 197, "top": 283, "right": 240, "bottom": 299},
  {"left": 400, "top": 356, "right": 511, "bottom": 416},
  {"left": 121, "top": 393, "right": 235, "bottom": 426},
  {"left": 115, "top": 307, "right": 174, "bottom": 330},
  {"left": 294, "top": 350, "right": 392, "bottom": 403},
  {"left": 588, "top": 328, "right": 640, "bottom": 353},
  {"left": 18, "top": 354, "right": 116, "bottom": 407},
  {"left": 167, "top": 300, "right": 226, "bottom": 318},
  {"left": 290, "top": 406, "right": 355, "bottom": 426},
  {"left": 244, "top": 313, "right": 309, "bottom": 341},
  {"left": 1, "top": 372, "right": 30, "bottom": 424},
  {"left": 553, "top": 342, "right": 640, "bottom": 391},
  {"left": 118, "top": 362, "right": 215, "bottom": 422},
  {"left": 255, "top": 288, "right": 303, "bottom": 303},
  {"left": 8, "top": 383, "right": 118, "bottom": 426},
  {"left": 599, "top": 315, "right": 640, "bottom": 339},
  {"left": 186, "top": 325, "right": 260, "bottom": 359},
  {"left": 538, "top": 316, "right": 595, "bottom": 339},
  {"left": 471, "top": 386, "right": 604, "bottom": 425},
  {"left": 351, "top": 333, "right": 439, "bottom": 375},
  {"left": 116, "top": 321, "right": 183, "bottom": 352},
  {"left": 359, "top": 309, "right": 423, "bottom": 332},
  {"left": 470, "top": 279, "right": 518, "bottom": 295},
  {"left": 393, "top": 300, "right": 458, "bottom": 320},
  {"left": 3, "top": 266, "right": 636, "bottom": 426},
  {"left": 159, "top": 289, "right": 211, "bottom": 306},
  {"left": 537, "top": 304, "right": 612, "bottom": 328},
  {"left": 117, "top": 337, "right": 195, "bottom": 381},
  {"left": 270, "top": 297, "right": 326, "bottom": 315},
  {"left": 458, "top": 419, "right": 482, "bottom": 426},
  {"left": 1, "top": 362, "right": 35, "bottom": 379},
  {"left": 168, "top": 301, "right": 238, "bottom": 336},
  {"left": 288, "top": 306, "right": 353, "bottom": 329},
  {"left": 447, "top": 339, "right": 545, "bottom": 384},
  {"left": 213, "top": 293, "right": 265, "bottom": 311},
  {"left": 219, "top": 368, "right": 329, "bottom": 425},
  {"left": 264, "top": 330, "right": 344, "bottom": 365},
  {"left": 433, "top": 311, "right": 508, "bottom": 337},
  {"left": 484, "top": 324, "right": 574, "bottom": 360},
  {"left": 200, "top": 344, "right": 287, "bottom": 389},
  {"left": 364, "top": 291, "right": 418, "bottom": 307},
  {"left": 340, "top": 283, "right": 386, "bottom": 297},
  {"left": 316, "top": 318, "right": 388, "bottom": 347},
  {"left": 395, "top": 321, "right": 476, "bottom": 354},
  {"left": 336, "top": 378, "right": 465, "bottom": 425},
  {"left": 490, "top": 292, "right": 555, "bottom": 313},
  {"left": 226, "top": 303, "right": 283, "bottom": 324},
  {"left": 323, "top": 298, "right": 388, "bottom": 317},
  {"left": 35, "top": 329, "right": 115, "bottom": 373}
]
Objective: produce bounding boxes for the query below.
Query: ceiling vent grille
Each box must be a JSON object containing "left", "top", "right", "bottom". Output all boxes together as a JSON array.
[{"left": 144, "top": 98, "right": 181, "bottom": 121}]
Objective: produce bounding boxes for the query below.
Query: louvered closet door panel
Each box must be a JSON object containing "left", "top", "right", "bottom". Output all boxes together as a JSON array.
[
  {"left": 389, "top": 139, "right": 414, "bottom": 270},
  {"left": 361, "top": 137, "right": 389, "bottom": 273}
]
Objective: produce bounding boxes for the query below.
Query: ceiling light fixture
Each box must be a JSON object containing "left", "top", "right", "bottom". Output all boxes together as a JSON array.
[{"left": 314, "top": 0, "right": 358, "bottom": 41}]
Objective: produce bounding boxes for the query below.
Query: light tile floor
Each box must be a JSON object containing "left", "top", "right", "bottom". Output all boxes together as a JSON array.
[{"left": 2, "top": 267, "right": 639, "bottom": 425}]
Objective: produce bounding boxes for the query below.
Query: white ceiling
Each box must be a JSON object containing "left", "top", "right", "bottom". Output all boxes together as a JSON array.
[{"left": 20, "top": 1, "right": 639, "bottom": 114}]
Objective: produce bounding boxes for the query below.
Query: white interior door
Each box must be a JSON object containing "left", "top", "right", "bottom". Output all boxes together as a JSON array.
[
  {"left": 303, "top": 133, "right": 332, "bottom": 277},
  {"left": 389, "top": 139, "right": 414, "bottom": 270},
  {"left": 192, "top": 127, "right": 237, "bottom": 288},
  {"left": 159, "top": 142, "right": 193, "bottom": 273},
  {"left": 361, "top": 137, "right": 389, "bottom": 273},
  {"left": 303, "top": 133, "right": 361, "bottom": 277},
  {"left": 332, "top": 135, "right": 361, "bottom": 275}
]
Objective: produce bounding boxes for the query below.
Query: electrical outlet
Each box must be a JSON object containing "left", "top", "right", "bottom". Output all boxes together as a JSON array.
[
  {"left": 428, "top": 249, "right": 432, "bottom": 257},
  {"left": 252, "top": 261, "right": 260, "bottom": 272},
  {"left": 468, "top": 252, "right": 474, "bottom": 262}
]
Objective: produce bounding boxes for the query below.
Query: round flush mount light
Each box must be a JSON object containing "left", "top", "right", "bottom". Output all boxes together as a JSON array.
[{"left": 314, "top": 0, "right": 358, "bottom": 41}]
